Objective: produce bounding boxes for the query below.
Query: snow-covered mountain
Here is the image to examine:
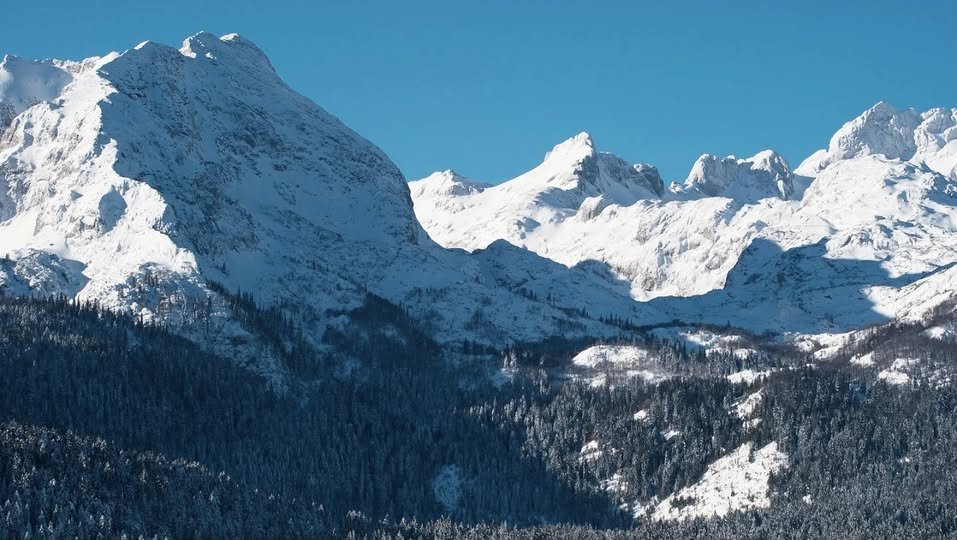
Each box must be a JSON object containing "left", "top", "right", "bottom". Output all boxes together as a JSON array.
[
  {"left": 412, "top": 102, "right": 957, "bottom": 337},
  {"left": 2, "top": 32, "right": 954, "bottom": 367},
  {"left": 0, "top": 33, "right": 662, "bottom": 377}
]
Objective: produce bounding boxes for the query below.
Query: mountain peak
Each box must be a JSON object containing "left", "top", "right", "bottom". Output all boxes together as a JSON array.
[
  {"left": 0, "top": 31, "right": 423, "bottom": 314},
  {"left": 409, "top": 169, "right": 490, "bottom": 198},
  {"left": 828, "top": 101, "right": 921, "bottom": 162},
  {"left": 177, "top": 31, "right": 275, "bottom": 72},
  {"left": 542, "top": 131, "right": 596, "bottom": 165},
  {"left": 797, "top": 102, "right": 957, "bottom": 177},
  {"left": 677, "top": 150, "right": 793, "bottom": 201},
  {"left": 417, "top": 169, "right": 474, "bottom": 185},
  {"left": 508, "top": 131, "right": 664, "bottom": 205},
  {"left": 865, "top": 100, "right": 897, "bottom": 115}
]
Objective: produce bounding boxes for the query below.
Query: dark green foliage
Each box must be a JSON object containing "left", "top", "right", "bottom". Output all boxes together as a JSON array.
[
  {"left": 0, "top": 421, "right": 328, "bottom": 538},
  {"left": 0, "top": 296, "right": 624, "bottom": 534}
]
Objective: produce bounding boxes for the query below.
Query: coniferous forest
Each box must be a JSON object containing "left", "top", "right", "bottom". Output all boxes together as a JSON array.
[{"left": 0, "top": 295, "right": 956, "bottom": 538}]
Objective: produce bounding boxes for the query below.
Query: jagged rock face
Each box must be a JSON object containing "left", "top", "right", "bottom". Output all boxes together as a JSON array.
[
  {"left": 532, "top": 132, "right": 664, "bottom": 206},
  {"left": 831, "top": 101, "right": 922, "bottom": 162},
  {"left": 108, "top": 33, "right": 421, "bottom": 248},
  {"left": 594, "top": 155, "right": 664, "bottom": 199}
]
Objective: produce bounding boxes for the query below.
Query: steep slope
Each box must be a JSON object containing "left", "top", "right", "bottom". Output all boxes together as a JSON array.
[
  {"left": 412, "top": 104, "right": 957, "bottom": 335},
  {"left": 0, "top": 33, "right": 660, "bottom": 374}
]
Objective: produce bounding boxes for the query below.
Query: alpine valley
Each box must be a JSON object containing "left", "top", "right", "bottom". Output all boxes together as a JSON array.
[{"left": 1, "top": 33, "right": 956, "bottom": 539}]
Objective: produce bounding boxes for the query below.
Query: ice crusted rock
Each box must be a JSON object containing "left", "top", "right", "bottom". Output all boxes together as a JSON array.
[
  {"left": 536, "top": 132, "right": 664, "bottom": 203},
  {"left": 831, "top": 101, "right": 921, "bottom": 161}
]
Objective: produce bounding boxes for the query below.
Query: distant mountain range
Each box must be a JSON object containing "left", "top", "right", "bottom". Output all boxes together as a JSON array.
[{"left": 412, "top": 101, "right": 957, "bottom": 341}]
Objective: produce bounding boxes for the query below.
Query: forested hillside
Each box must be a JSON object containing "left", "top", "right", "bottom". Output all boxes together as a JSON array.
[{"left": 0, "top": 295, "right": 955, "bottom": 537}]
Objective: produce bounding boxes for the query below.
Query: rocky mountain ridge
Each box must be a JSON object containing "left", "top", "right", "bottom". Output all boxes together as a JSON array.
[{"left": 412, "top": 102, "right": 957, "bottom": 338}]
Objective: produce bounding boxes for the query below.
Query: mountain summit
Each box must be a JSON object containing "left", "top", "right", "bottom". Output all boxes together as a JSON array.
[
  {"left": 409, "top": 133, "right": 664, "bottom": 251},
  {"left": 797, "top": 101, "right": 957, "bottom": 178},
  {"left": 674, "top": 150, "right": 794, "bottom": 201}
]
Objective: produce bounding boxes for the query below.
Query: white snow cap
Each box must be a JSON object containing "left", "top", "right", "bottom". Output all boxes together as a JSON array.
[{"left": 535, "top": 131, "right": 664, "bottom": 199}]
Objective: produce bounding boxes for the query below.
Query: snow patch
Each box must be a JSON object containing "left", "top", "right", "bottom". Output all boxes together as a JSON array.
[
  {"left": 579, "top": 440, "right": 603, "bottom": 462},
  {"left": 570, "top": 345, "right": 672, "bottom": 387},
  {"left": 662, "top": 429, "right": 681, "bottom": 441},
  {"left": 849, "top": 352, "right": 875, "bottom": 367},
  {"left": 646, "top": 442, "right": 787, "bottom": 521},
  {"left": 733, "top": 390, "right": 763, "bottom": 419},
  {"left": 878, "top": 369, "right": 910, "bottom": 385},
  {"left": 726, "top": 369, "right": 773, "bottom": 385},
  {"left": 601, "top": 472, "right": 629, "bottom": 495},
  {"left": 878, "top": 357, "right": 919, "bottom": 385},
  {"left": 924, "top": 325, "right": 955, "bottom": 341}
]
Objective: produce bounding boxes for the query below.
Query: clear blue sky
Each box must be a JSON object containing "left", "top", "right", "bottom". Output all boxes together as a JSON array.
[{"left": 3, "top": 0, "right": 955, "bottom": 183}]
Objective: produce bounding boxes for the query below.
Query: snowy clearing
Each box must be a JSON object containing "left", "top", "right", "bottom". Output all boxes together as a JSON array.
[{"left": 646, "top": 442, "right": 787, "bottom": 521}]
